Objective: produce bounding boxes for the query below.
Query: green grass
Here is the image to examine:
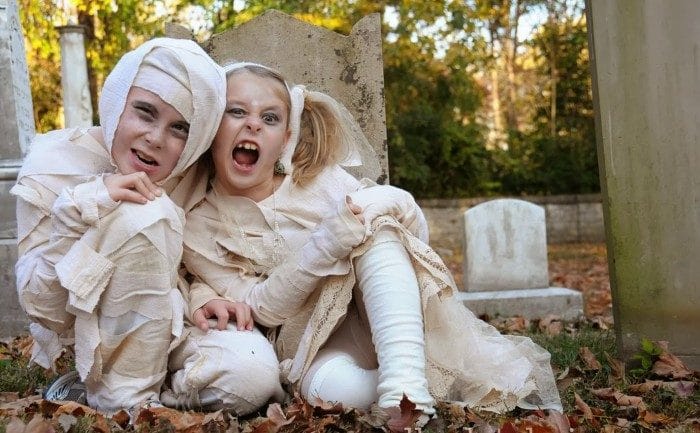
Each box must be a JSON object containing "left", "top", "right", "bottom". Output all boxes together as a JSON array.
[
  {"left": 520, "top": 323, "right": 699, "bottom": 431},
  {"left": 0, "top": 358, "right": 55, "bottom": 397}
]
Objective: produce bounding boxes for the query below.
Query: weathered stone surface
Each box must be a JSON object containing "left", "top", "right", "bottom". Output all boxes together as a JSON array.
[
  {"left": 0, "top": 0, "right": 35, "bottom": 159},
  {"left": 462, "top": 199, "right": 549, "bottom": 292},
  {"left": 0, "top": 0, "right": 33, "bottom": 338},
  {"left": 58, "top": 25, "right": 93, "bottom": 128},
  {"left": 588, "top": 0, "right": 700, "bottom": 369},
  {"left": 0, "top": 239, "right": 28, "bottom": 337},
  {"left": 457, "top": 287, "right": 584, "bottom": 321}
]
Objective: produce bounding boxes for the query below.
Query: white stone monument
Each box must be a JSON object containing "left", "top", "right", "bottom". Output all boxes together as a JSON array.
[
  {"left": 456, "top": 198, "right": 583, "bottom": 320},
  {"left": 0, "top": 0, "right": 33, "bottom": 337},
  {"left": 58, "top": 24, "right": 93, "bottom": 128}
]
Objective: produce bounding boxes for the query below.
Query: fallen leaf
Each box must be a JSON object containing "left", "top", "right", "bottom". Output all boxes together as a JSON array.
[
  {"left": 591, "top": 388, "right": 646, "bottom": 410},
  {"left": 574, "top": 393, "right": 595, "bottom": 422},
  {"left": 579, "top": 347, "right": 602, "bottom": 370},
  {"left": 651, "top": 341, "right": 695, "bottom": 379},
  {"left": 310, "top": 396, "right": 344, "bottom": 414},
  {"left": 0, "top": 392, "right": 20, "bottom": 403},
  {"left": 385, "top": 395, "right": 423, "bottom": 433},
  {"left": 499, "top": 421, "right": 518, "bottom": 433},
  {"left": 22, "top": 416, "right": 55, "bottom": 433},
  {"left": 266, "top": 403, "right": 295, "bottom": 430},
  {"left": 605, "top": 353, "right": 625, "bottom": 381},
  {"left": 111, "top": 410, "right": 130, "bottom": 428},
  {"left": 465, "top": 410, "right": 498, "bottom": 433},
  {"left": 57, "top": 414, "right": 77, "bottom": 432},
  {"left": 538, "top": 315, "right": 563, "bottom": 336},
  {"left": 357, "top": 404, "right": 389, "bottom": 428},
  {"left": 5, "top": 417, "right": 27, "bottom": 433},
  {"left": 0, "top": 395, "right": 41, "bottom": 418},
  {"left": 546, "top": 410, "right": 572, "bottom": 433},
  {"left": 556, "top": 366, "right": 570, "bottom": 381},
  {"left": 640, "top": 409, "right": 673, "bottom": 425}
]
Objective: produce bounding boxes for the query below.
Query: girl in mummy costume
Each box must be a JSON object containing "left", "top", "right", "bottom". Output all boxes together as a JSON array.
[
  {"left": 11, "top": 38, "right": 232, "bottom": 414},
  {"left": 173, "top": 62, "right": 562, "bottom": 427}
]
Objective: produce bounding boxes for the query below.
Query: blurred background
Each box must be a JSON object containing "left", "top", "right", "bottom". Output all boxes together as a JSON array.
[{"left": 18, "top": 0, "right": 594, "bottom": 200}]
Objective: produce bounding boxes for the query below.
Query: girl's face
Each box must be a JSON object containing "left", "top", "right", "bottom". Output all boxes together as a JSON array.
[
  {"left": 211, "top": 70, "right": 290, "bottom": 201},
  {"left": 111, "top": 87, "right": 189, "bottom": 182}
]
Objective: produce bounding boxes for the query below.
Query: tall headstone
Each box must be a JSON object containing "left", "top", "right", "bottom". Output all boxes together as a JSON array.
[
  {"left": 587, "top": 0, "right": 700, "bottom": 369},
  {"left": 0, "top": 0, "right": 33, "bottom": 337},
  {"left": 58, "top": 25, "right": 93, "bottom": 128},
  {"left": 457, "top": 199, "right": 583, "bottom": 320}
]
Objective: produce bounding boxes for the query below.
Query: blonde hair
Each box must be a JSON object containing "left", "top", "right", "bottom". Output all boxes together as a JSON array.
[
  {"left": 292, "top": 95, "right": 345, "bottom": 185},
  {"left": 224, "top": 63, "right": 344, "bottom": 186}
]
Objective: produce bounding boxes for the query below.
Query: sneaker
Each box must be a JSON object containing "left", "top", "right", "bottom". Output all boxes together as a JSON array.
[
  {"left": 44, "top": 370, "right": 87, "bottom": 405},
  {"left": 160, "top": 388, "right": 225, "bottom": 412}
]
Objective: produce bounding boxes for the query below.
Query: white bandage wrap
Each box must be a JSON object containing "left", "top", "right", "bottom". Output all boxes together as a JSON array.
[{"left": 354, "top": 228, "right": 435, "bottom": 414}]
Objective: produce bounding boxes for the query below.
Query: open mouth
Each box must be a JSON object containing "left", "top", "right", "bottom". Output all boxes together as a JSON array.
[
  {"left": 233, "top": 142, "right": 259, "bottom": 166},
  {"left": 132, "top": 149, "right": 158, "bottom": 166}
]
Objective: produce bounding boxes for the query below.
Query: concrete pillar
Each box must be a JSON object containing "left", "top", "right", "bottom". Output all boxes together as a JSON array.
[
  {"left": 586, "top": 0, "right": 700, "bottom": 369},
  {"left": 57, "top": 24, "right": 93, "bottom": 128}
]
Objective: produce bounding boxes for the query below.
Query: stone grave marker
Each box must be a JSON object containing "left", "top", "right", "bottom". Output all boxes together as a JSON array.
[
  {"left": 0, "top": 0, "right": 34, "bottom": 338},
  {"left": 457, "top": 198, "right": 583, "bottom": 320},
  {"left": 587, "top": 0, "right": 700, "bottom": 369}
]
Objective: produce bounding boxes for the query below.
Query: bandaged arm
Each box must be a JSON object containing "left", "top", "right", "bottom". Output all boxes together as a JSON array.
[
  {"left": 49, "top": 177, "right": 122, "bottom": 315},
  {"left": 13, "top": 176, "right": 119, "bottom": 330},
  {"left": 184, "top": 200, "right": 365, "bottom": 328}
]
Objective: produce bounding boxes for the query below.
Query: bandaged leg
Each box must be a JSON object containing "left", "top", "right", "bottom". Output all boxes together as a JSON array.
[
  {"left": 84, "top": 233, "right": 175, "bottom": 413},
  {"left": 165, "top": 324, "right": 284, "bottom": 415},
  {"left": 86, "top": 314, "right": 171, "bottom": 412},
  {"left": 354, "top": 228, "right": 435, "bottom": 414}
]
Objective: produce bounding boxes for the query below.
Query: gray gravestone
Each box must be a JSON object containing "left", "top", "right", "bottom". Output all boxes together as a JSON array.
[
  {"left": 587, "top": 0, "right": 700, "bottom": 369},
  {"left": 457, "top": 199, "right": 583, "bottom": 320},
  {"left": 0, "top": 0, "right": 33, "bottom": 338}
]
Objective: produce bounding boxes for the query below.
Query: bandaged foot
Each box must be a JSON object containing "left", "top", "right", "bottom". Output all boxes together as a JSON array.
[{"left": 354, "top": 228, "right": 435, "bottom": 415}]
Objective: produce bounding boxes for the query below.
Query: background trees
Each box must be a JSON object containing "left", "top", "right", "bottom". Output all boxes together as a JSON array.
[{"left": 18, "top": 0, "right": 596, "bottom": 198}]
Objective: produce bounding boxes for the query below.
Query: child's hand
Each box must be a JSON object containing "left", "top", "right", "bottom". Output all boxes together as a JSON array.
[
  {"left": 104, "top": 172, "right": 162, "bottom": 204},
  {"left": 346, "top": 196, "right": 365, "bottom": 224},
  {"left": 193, "top": 299, "right": 254, "bottom": 332}
]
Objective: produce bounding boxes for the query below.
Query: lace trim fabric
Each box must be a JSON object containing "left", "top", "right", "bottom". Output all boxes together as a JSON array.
[{"left": 276, "top": 215, "right": 562, "bottom": 412}]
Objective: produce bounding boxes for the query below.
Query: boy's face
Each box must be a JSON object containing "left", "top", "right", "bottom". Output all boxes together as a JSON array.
[{"left": 111, "top": 87, "right": 190, "bottom": 182}]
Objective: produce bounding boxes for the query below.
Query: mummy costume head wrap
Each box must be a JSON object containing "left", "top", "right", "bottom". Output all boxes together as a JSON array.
[{"left": 100, "top": 38, "right": 227, "bottom": 182}]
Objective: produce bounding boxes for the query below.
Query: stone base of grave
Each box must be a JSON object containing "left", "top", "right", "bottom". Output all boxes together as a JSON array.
[
  {"left": 0, "top": 238, "right": 28, "bottom": 338},
  {"left": 456, "top": 287, "right": 584, "bottom": 321}
]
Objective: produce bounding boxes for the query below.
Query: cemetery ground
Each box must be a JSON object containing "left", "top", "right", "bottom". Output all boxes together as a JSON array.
[{"left": 1, "top": 243, "right": 698, "bottom": 433}]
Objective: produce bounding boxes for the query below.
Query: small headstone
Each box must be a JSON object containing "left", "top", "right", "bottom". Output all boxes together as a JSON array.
[
  {"left": 457, "top": 198, "right": 583, "bottom": 320},
  {"left": 463, "top": 198, "right": 549, "bottom": 292}
]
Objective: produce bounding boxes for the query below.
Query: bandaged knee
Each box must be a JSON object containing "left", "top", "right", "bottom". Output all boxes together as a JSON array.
[{"left": 301, "top": 350, "right": 378, "bottom": 409}]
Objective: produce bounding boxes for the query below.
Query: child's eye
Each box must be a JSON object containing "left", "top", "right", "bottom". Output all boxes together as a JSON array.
[
  {"left": 262, "top": 113, "right": 279, "bottom": 124},
  {"left": 171, "top": 121, "right": 190, "bottom": 139},
  {"left": 134, "top": 102, "right": 155, "bottom": 119},
  {"left": 227, "top": 107, "right": 245, "bottom": 117}
]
